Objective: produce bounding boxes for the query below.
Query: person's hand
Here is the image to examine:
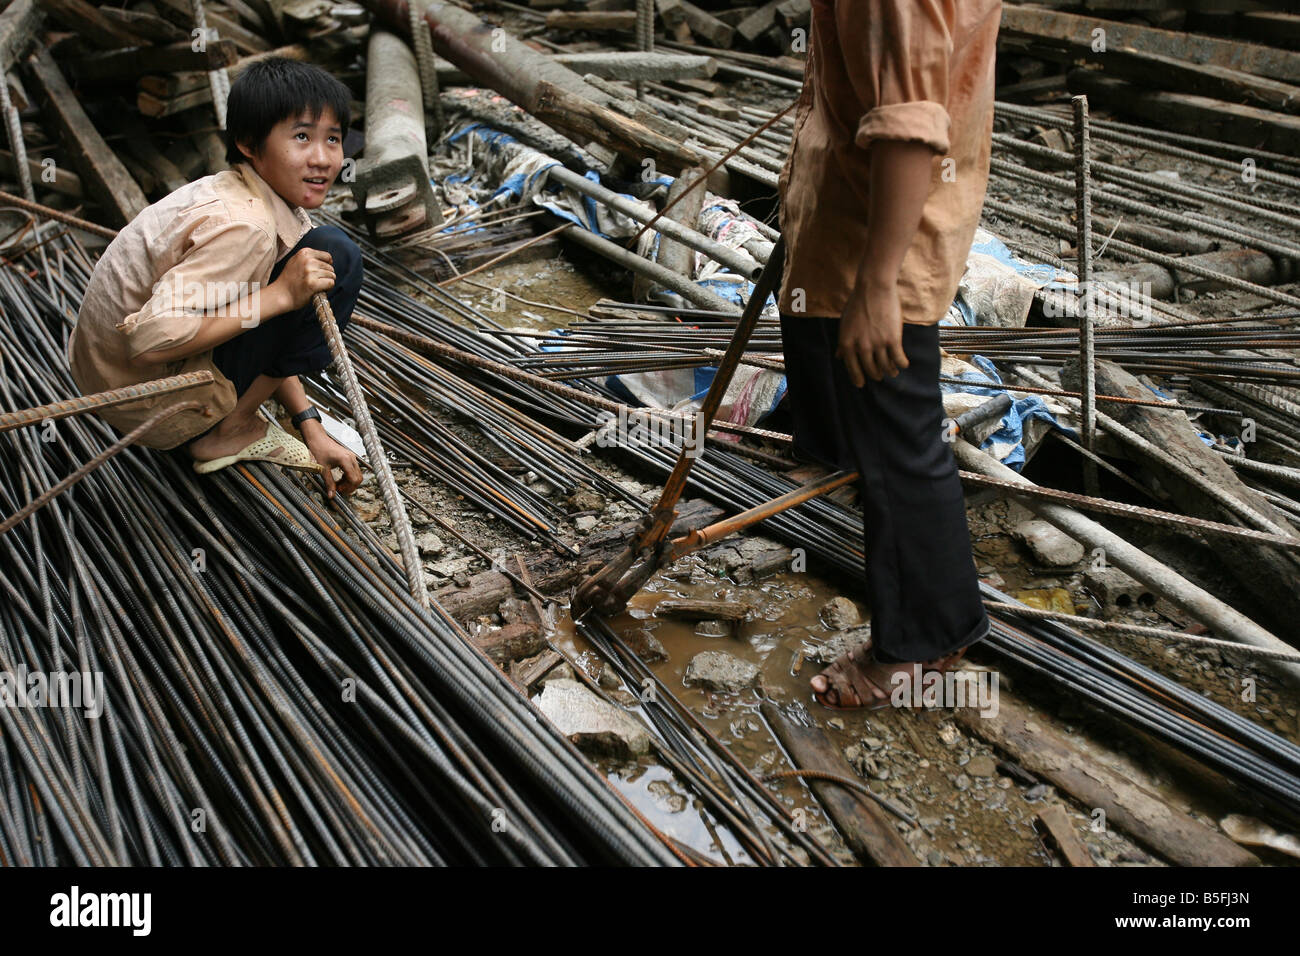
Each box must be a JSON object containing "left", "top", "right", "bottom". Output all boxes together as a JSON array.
[
  {"left": 836, "top": 275, "right": 910, "bottom": 386},
  {"left": 303, "top": 429, "right": 362, "bottom": 499},
  {"left": 273, "top": 248, "right": 335, "bottom": 312}
]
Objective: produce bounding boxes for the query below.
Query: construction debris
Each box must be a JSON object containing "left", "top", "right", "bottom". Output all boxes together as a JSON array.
[{"left": 3, "top": 0, "right": 1300, "bottom": 878}]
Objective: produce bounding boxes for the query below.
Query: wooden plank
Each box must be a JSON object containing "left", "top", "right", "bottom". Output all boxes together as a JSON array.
[
  {"left": 1069, "top": 70, "right": 1300, "bottom": 154},
  {"left": 655, "top": 0, "right": 686, "bottom": 29},
  {"left": 761, "top": 700, "right": 918, "bottom": 867},
  {"left": 533, "top": 79, "right": 709, "bottom": 174},
  {"left": 34, "top": 0, "right": 149, "bottom": 50},
  {"left": 736, "top": 0, "right": 781, "bottom": 42},
  {"left": 138, "top": 72, "right": 210, "bottom": 98},
  {"left": 0, "top": 146, "right": 82, "bottom": 196},
  {"left": 954, "top": 694, "right": 1260, "bottom": 867},
  {"left": 97, "top": 7, "right": 188, "bottom": 45},
  {"left": 115, "top": 112, "right": 187, "bottom": 195},
  {"left": 1036, "top": 804, "right": 1095, "bottom": 867},
  {"left": 680, "top": 0, "right": 733, "bottom": 48},
  {"left": 24, "top": 47, "right": 148, "bottom": 226},
  {"left": 138, "top": 86, "right": 214, "bottom": 118},
  {"left": 150, "top": 0, "right": 271, "bottom": 55},
  {"left": 1005, "top": 33, "right": 1300, "bottom": 113},
  {"left": 510, "top": 648, "right": 564, "bottom": 689},
  {"left": 655, "top": 598, "right": 748, "bottom": 621},
  {"left": 68, "top": 39, "right": 239, "bottom": 82},
  {"left": 546, "top": 10, "right": 637, "bottom": 31},
  {"left": 0, "top": 0, "right": 41, "bottom": 74},
  {"left": 1000, "top": 4, "right": 1300, "bottom": 84}
]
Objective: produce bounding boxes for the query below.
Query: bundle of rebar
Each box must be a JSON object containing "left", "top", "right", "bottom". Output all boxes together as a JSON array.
[{"left": 0, "top": 232, "right": 679, "bottom": 866}]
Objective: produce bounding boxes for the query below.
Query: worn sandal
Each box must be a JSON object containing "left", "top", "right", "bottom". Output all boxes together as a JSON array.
[
  {"left": 811, "top": 639, "right": 895, "bottom": 711},
  {"left": 193, "top": 421, "right": 323, "bottom": 475}
]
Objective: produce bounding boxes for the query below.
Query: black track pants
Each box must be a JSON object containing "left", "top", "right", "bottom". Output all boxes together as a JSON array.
[{"left": 779, "top": 315, "right": 989, "bottom": 663}]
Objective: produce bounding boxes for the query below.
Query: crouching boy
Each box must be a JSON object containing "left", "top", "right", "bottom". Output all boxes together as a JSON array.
[{"left": 69, "top": 56, "right": 363, "bottom": 499}]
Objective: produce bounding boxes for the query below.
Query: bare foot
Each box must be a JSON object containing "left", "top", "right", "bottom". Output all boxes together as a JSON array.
[{"left": 188, "top": 414, "right": 268, "bottom": 463}]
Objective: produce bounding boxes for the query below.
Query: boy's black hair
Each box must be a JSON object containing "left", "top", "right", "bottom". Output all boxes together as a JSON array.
[{"left": 224, "top": 57, "right": 351, "bottom": 166}]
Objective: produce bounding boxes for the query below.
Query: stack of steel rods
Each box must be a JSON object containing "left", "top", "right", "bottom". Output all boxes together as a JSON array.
[
  {"left": 354, "top": 289, "right": 1300, "bottom": 819},
  {"left": 577, "top": 613, "right": 842, "bottom": 867},
  {"left": 0, "top": 235, "right": 680, "bottom": 866},
  {"left": 492, "top": 312, "right": 1300, "bottom": 390},
  {"left": 983, "top": 586, "right": 1300, "bottom": 819}
]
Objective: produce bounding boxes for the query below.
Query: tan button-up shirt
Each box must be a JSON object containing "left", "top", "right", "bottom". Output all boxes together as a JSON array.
[
  {"left": 68, "top": 162, "right": 311, "bottom": 449},
  {"left": 777, "top": 0, "right": 1001, "bottom": 324}
]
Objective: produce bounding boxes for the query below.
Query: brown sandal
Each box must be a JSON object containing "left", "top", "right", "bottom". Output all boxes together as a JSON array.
[{"left": 811, "top": 640, "right": 894, "bottom": 711}]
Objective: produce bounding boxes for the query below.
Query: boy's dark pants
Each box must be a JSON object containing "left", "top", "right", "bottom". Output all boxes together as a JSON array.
[
  {"left": 213, "top": 225, "right": 362, "bottom": 396},
  {"left": 779, "top": 315, "right": 989, "bottom": 663}
]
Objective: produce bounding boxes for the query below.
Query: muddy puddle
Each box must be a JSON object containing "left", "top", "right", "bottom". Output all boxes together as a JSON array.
[{"left": 542, "top": 547, "right": 1105, "bottom": 867}]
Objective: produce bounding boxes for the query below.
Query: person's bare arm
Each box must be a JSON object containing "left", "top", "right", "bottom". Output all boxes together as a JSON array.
[
  {"left": 131, "top": 248, "right": 336, "bottom": 367},
  {"left": 836, "top": 140, "right": 932, "bottom": 386}
]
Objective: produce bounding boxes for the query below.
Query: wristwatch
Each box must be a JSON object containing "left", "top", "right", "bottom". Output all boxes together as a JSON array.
[{"left": 291, "top": 406, "right": 323, "bottom": 430}]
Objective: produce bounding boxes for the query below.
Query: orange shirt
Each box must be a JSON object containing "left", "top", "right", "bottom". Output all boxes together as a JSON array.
[
  {"left": 68, "top": 162, "right": 310, "bottom": 449},
  {"left": 777, "top": 0, "right": 1001, "bottom": 324}
]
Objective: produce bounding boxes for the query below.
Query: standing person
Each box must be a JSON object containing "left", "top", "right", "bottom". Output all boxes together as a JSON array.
[
  {"left": 777, "top": 0, "right": 1002, "bottom": 708},
  {"left": 69, "top": 57, "right": 363, "bottom": 499}
]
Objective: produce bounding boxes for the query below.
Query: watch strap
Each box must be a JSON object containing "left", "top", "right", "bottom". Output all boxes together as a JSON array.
[{"left": 291, "top": 406, "right": 322, "bottom": 429}]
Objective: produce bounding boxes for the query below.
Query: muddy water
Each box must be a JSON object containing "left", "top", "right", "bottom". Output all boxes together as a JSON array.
[{"left": 547, "top": 549, "right": 1080, "bottom": 867}]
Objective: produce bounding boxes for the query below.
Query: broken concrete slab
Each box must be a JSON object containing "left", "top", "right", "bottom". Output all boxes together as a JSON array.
[
  {"left": 533, "top": 678, "right": 651, "bottom": 759},
  {"left": 684, "top": 650, "right": 759, "bottom": 693},
  {"left": 1084, "top": 565, "right": 1155, "bottom": 612},
  {"left": 819, "top": 596, "right": 861, "bottom": 630},
  {"left": 1014, "top": 518, "right": 1085, "bottom": 567},
  {"left": 813, "top": 625, "right": 871, "bottom": 664}
]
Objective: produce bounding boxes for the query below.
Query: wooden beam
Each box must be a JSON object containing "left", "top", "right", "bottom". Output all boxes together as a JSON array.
[
  {"left": 179, "top": 111, "right": 228, "bottom": 175},
  {"left": 150, "top": 0, "right": 271, "bottom": 55},
  {"left": 0, "top": 146, "right": 82, "bottom": 196},
  {"left": 138, "top": 86, "right": 215, "bottom": 118},
  {"left": 115, "top": 111, "right": 187, "bottom": 196},
  {"left": 761, "top": 700, "right": 918, "bottom": 867},
  {"left": 1001, "top": 32, "right": 1300, "bottom": 113},
  {"left": 1069, "top": 70, "right": 1300, "bottom": 154},
  {"left": 679, "top": 0, "right": 733, "bottom": 48},
  {"left": 1035, "top": 804, "right": 1095, "bottom": 867},
  {"left": 533, "top": 79, "right": 710, "bottom": 173},
  {"left": 68, "top": 39, "right": 239, "bottom": 83},
  {"left": 545, "top": 10, "right": 637, "bottom": 31},
  {"left": 97, "top": 7, "right": 187, "bottom": 45},
  {"left": 34, "top": 0, "right": 149, "bottom": 50},
  {"left": 1000, "top": 4, "right": 1300, "bottom": 84},
  {"left": 139, "top": 72, "right": 210, "bottom": 99},
  {"left": 954, "top": 694, "right": 1260, "bottom": 867},
  {"left": 24, "top": 47, "right": 147, "bottom": 226},
  {"left": 0, "top": 0, "right": 41, "bottom": 74}
]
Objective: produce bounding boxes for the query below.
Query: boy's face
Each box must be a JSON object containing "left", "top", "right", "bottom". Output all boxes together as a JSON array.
[{"left": 238, "top": 107, "right": 344, "bottom": 209}]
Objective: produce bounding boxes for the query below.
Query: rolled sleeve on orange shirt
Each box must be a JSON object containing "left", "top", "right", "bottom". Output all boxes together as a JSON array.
[
  {"left": 856, "top": 100, "right": 951, "bottom": 153},
  {"left": 838, "top": 0, "right": 954, "bottom": 154},
  {"left": 114, "top": 216, "right": 276, "bottom": 361}
]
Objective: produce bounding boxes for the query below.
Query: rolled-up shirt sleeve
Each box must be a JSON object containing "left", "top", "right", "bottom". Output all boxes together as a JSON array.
[
  {"left": 115, "top": 215, "right": 276, "bottom": 359},
  {"left": 841, "top": 0, "right": 954, "bottom": 154}
]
